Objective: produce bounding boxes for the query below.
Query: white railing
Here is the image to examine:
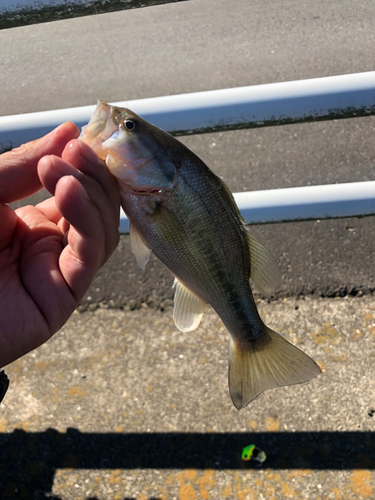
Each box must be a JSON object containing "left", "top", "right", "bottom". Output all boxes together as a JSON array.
[
  {"left": 118, "top": 181, "right": 375, "bottom": 233},
  {"left": 2, "top": 72, "right": 375, "bottom": 149},
  {"left": 1, "top": 72, "right": 375, "bottom": 231}
]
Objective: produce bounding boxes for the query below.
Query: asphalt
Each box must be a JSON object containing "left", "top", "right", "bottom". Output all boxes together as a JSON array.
[
  {"left": 1, "top": 0, "right": 375, "bottom": 498},
  {"left": 2, "top": 0, "right": 375, "bottom": 300},
  {"left": 1, "top": 295, "right": 375, "bottom": 499}
]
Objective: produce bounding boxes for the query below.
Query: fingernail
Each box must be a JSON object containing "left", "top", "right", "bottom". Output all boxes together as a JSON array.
[
  {"left": 62, "top": 139, "right": 81, "bottom": 159},
  {"left": 66, "top": 139, "right": 94, "bottom": 162},
  {"left": 49, "top": 155, "right": 64, "bottom": 173},
  {"left": 66, "top": 139, "right": 78, "bottom": 150}
]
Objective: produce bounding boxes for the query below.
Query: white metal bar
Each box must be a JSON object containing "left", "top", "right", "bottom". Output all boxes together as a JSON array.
[
  {"left": 1, "top": 72, "right": 375, "bottom": 152},
  {"left": 118, "top": 181, "right": 375, "bottom": 233}
]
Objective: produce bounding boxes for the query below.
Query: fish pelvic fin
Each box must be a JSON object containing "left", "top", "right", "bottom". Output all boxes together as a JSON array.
[
  {"left": 129, "top": 222, "right": 152, "bottom": 270},
  {"left": 228, "top": 326, "right": 321, "bottom": 410},
  {"left": 173, "top": 279, "right": 206, "bottom": 332}
]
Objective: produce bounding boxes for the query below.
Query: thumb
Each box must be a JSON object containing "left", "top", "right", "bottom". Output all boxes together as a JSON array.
[{"left": 0, "top": 121, "right": 79, "bottom": 203}]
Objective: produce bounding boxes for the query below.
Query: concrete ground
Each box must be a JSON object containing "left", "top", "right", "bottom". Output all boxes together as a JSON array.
[
  {"left": 1, "top": 294, "right": 375, "bottom": 499},
  {"left": 1, "top": 0, "right": 375, "bottom": 498}
]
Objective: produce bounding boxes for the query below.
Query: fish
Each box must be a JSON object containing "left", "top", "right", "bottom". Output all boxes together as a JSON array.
[{"left": 79, "top": 100, "right": 321, "bottom": 410}]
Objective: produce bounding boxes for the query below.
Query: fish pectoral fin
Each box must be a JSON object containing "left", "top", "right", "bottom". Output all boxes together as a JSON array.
[
  {"left": 228, "top": 326, "right": 321, "bottom": 410},
  {"left": 129, "top": 223, "right": 152, "bottom": 270},
  {"left": 246, "top": 231, "right": 281, "bottom": 296},
  {"left": 173, "top": 279, "right": 206, "bottom": 332}
]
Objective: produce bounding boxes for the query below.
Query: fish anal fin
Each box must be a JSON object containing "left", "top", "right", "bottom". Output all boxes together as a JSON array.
[
  {"left": 246, "top": 231, "right": 281, "bottom": 296},
  {"left": 129, "top": 222, "right": 152, "bottom": 270},
  {"left": 173, "top": 279, "right": 206, "bottom": 332},
  {"left": 228, "top": 326, "right": 321, "bottom": 410}
]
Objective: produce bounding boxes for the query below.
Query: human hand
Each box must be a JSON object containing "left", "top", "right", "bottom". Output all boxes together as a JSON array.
[{"left": 0, "top": 122, "right": 120, "bottom": 366}]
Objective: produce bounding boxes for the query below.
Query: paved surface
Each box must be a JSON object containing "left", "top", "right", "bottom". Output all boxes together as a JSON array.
[
  {"left": 1, "top": 295, "right": 375, "bottom": 498},
  {"left": 1, "top": 1, "right": 375, "bottom": 499},
  {"left": 1, "top": 0, "right": 375, "bottom": 299}
]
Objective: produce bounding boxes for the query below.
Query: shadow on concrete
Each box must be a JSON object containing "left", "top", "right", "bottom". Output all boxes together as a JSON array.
[{"left": 0, "top": 429, "right": 374, "bottom": 498}]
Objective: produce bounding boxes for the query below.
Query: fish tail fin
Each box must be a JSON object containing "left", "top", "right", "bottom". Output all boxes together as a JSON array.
[{"left": 228, "top": 325, "right": 321, "bottom": 410}]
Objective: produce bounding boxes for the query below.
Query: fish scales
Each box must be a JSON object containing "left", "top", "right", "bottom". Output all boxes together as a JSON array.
[
  {"left": 121, "top": 149, "right": 261, "bottom": 337},
  {"left": 79, "top": 101, "right": 321, "bottom": 410}
]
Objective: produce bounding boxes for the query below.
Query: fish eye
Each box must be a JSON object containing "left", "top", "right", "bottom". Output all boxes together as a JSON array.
[{"left": 124, "top": 119, "right": 137, "bottom": 131}]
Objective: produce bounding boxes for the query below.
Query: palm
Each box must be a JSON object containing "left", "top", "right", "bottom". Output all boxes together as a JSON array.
[
  {"left": 0, "top": 202, "right": 77, "bottom": 362},
  {"left": 0, "top": 123, "right": 120, "bottom": 366}
]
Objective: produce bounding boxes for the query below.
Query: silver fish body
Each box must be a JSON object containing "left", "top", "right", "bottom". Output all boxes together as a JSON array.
[{"left": 80, "top": 101, "right": 321, "bottom": 409}]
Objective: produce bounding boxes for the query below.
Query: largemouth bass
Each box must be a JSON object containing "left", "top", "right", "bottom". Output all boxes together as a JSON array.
[{"left": 80, "top": 100, "right": 321, "bottom": 410}]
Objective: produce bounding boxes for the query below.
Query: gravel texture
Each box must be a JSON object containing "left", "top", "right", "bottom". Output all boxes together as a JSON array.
[{"left": 1, "top": 295, "right": 375, "bottom": 499}]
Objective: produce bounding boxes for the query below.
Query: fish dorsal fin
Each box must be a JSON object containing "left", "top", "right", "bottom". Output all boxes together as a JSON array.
[
  {"left": 129, "top": 223, "right": 152, "bottom": 270},
  {"left": 246, "top": 231, "right": 281, "bottom": 296},
  {"left": 220, "top": 180, "right": 245, "bottom": 222},
  {"left": 173, "top": 279, "right": 206, "bottom": 332}
]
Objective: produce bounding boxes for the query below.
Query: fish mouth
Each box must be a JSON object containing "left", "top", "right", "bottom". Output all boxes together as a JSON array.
[{"left": 132, "top": 187, "right": 164, "bottom": 195}]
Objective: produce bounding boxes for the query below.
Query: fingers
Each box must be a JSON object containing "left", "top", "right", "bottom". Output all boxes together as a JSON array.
[
  {"left": 38, "top": 139, "right": 120, "bottom": 302},
  {"left": 62, "top": 139, "right": 118, "bottom": 205},
  {"left": 0, "top": 203, "right": 18, "bottom": 250},
  {"left": 36, "top": 197, "right": 62, "bottom": 225},
  {"left": 39, "top": 140, "right": 119, "bottom": 218},
  {"left": 0, "top": 122, "right": 79, "bottom": 203},
  {"left": 55, "top": 175, "right": 118, "bottom": 302},
  {"left": 38, "top": 139, "right": 120, "bottom": 258},
  {"left": 35, "top": 197, "right": 69, "bottom": 238}
]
